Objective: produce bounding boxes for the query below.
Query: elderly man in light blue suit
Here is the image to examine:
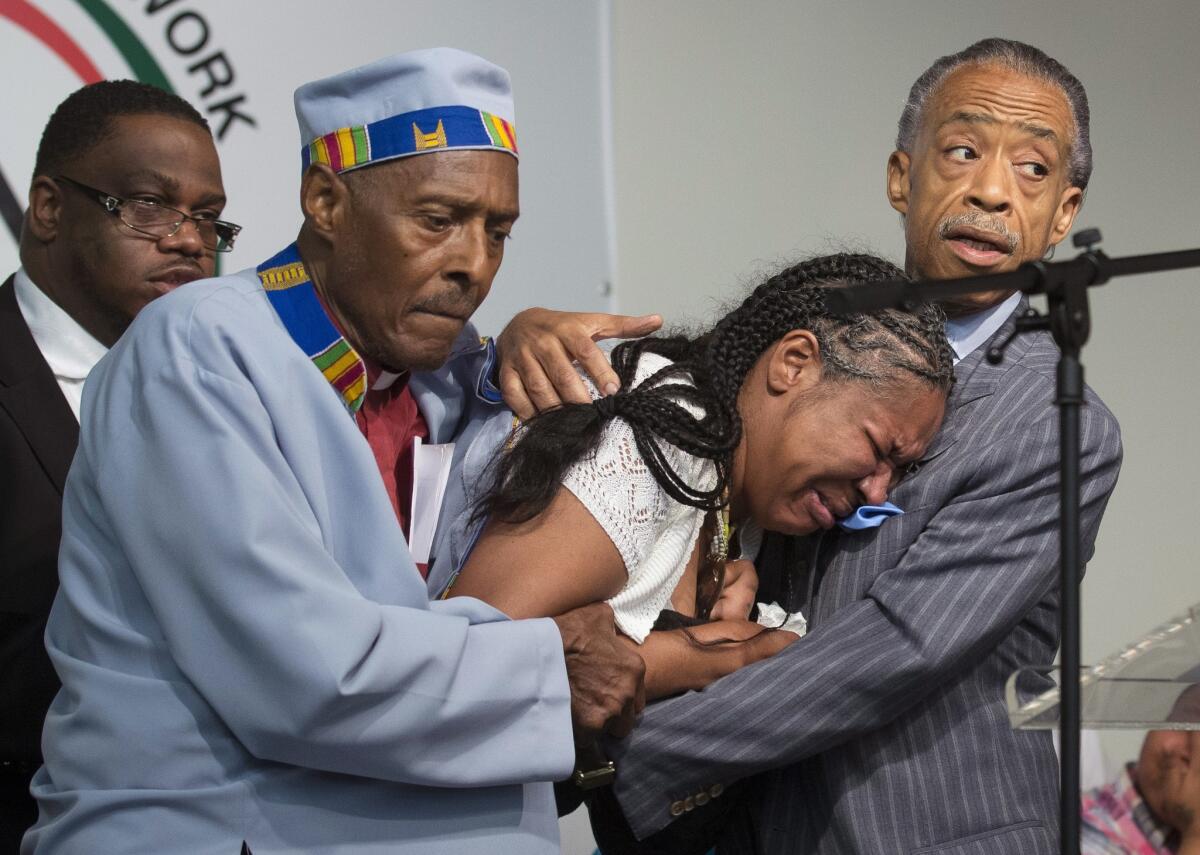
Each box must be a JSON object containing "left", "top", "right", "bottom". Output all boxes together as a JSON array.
[{"left": 24, "top": 48, "right": 645, "bottom": 854}]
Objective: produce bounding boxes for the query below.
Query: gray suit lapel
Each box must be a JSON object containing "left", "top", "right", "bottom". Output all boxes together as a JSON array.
[{"left": 919, "top": 299, "right": 1029, "bottom": 462}]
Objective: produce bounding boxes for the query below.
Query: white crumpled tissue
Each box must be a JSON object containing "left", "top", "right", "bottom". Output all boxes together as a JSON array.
[{"left": 756, "top": 602, "right": 808, "bottom": 636}]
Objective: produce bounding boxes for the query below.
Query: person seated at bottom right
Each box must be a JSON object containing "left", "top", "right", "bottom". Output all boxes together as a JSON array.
[{"left": 1083, "top": 684, "right": 1200, "bottom": 854}]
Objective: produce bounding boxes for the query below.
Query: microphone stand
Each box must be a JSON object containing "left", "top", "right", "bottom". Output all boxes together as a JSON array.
[{"left": 824, "top": 231, "right": 1200, "bottom": 855}]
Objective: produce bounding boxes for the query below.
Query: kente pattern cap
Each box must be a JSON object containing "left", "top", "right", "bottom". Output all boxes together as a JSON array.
[{"left": 294, "top": 46, "right": 517, "bottom": 174}]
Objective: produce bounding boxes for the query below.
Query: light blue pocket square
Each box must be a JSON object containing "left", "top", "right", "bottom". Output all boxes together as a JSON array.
[{"left": 837, "top": 502, "right": 903, "bottom": 532}]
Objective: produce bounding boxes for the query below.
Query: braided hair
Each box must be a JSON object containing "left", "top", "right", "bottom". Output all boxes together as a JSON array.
[{"left": 481, "top": 252, "right": 955, "bottom": 524}]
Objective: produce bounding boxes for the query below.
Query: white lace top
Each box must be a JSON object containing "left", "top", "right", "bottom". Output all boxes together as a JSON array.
[{"left": 561, "top": 352, "right": 717, "bottom": 643}]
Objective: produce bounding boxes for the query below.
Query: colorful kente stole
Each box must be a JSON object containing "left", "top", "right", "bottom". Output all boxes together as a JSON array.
[{"left": 257, "top": 244, "right": 366, "bottom": 414}]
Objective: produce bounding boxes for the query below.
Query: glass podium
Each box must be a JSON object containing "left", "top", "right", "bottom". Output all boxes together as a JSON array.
[{"left": 1008, "top": 603, "right": 1200, "bottom": 731}]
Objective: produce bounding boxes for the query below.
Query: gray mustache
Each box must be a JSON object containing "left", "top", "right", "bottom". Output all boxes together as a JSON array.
[
  {"left": 938, "top": 213, "right": 1020, "bottom": 253},
  {"left": 411, "top": 292, "right": 479, "bottom": 318}
]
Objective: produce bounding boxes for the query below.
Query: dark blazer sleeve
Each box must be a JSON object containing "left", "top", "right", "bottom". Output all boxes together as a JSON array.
[
  {"left": 0, "top": 276, "right": 78, "bottom": 765},
  {"left": 604, "top": 370, "right": 1123, "bottom": 840}
]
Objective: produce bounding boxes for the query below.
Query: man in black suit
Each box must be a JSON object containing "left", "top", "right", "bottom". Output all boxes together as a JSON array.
[{"left": 0, "top": 80, "right": 232, "bottom": 849}]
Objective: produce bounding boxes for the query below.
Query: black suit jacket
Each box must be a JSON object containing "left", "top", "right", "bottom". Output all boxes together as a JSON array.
[{"left": 0, "top": 273, "right": 79, "bottom": 844}]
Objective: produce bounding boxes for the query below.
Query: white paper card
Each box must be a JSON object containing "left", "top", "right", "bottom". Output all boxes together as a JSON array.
[{"left": 409, "top": 437, "right": 455, "bottom": 565}]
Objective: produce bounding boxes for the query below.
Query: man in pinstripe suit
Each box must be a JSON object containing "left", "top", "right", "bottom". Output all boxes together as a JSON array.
[{"left": 590, "top": 38, "right": 1123, "bottom": 854}]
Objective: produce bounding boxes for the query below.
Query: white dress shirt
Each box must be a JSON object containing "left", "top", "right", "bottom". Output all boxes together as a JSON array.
[
  {"left": 12, "top": 268, "right": 109, "bottom": 422},
  {"left": 943, "top": 290, "right": 1022, "bottom": 364}
]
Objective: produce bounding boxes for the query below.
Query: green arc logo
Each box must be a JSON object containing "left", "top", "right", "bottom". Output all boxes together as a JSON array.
[{"left": 73, "top": 0, "right": 175, "bottom": 91}]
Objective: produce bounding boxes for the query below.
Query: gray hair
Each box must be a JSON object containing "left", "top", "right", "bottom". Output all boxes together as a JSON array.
[{"left": 895, "top": 38, "right": 1092, "bottom": 191}]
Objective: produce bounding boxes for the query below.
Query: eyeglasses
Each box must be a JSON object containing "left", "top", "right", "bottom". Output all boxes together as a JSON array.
[{"left": 55, "top": 175, "right": 242, "bottom": 253}]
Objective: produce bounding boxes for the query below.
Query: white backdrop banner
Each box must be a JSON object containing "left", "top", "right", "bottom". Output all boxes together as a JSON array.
[{"left": 0, "top": 0, "right": 616, "bottom": 336}]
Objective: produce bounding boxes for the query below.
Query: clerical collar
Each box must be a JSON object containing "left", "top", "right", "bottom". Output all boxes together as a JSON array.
[{"left": 257, "top": 243, "right": 367, "bottom": 414}]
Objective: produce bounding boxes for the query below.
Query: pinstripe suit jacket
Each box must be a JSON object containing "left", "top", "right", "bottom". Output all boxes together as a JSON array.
[{"left": 594, "top": 304, "right": 1123, "bottom": 854}]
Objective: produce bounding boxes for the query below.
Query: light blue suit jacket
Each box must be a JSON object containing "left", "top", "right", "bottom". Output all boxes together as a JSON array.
[{"left": 24, "top": 269, "right": 574, "bottom": 854}]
